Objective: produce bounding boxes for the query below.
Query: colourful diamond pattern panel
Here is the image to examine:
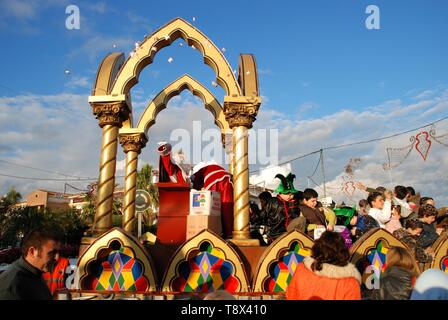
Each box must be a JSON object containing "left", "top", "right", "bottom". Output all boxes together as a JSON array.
[
  {"left": 263, "top": 241, "right": 311, "bottom": 292},
  {"left": 172, "top": 241, "right": 239, "bottom": 293},
  {"left": 358, "top": 240, "right": 389, "bottom": 288},
  {"left": 90, "top": 247, "right": 149, "bottom": 291},
  {"left": 442, "top": 256, "right": 448, "bottom": 273}
]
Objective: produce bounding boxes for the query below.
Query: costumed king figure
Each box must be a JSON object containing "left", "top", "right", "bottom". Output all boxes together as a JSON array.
[
  {"left": 157, "top": 141, "right": 190, "bottom": 184},
  {"left": 191, "top": 161, "right": 234, "bottom": 239}
]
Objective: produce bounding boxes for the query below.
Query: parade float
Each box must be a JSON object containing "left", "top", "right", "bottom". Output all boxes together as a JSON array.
[{"left": 64, "top": 18, "right": 447, "bottom": 300}]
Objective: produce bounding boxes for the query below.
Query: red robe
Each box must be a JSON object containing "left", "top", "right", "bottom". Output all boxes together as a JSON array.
[
  {"left": 159, "top": 154, "right": 187, "bottom": 183},
  {"left": 194, "top": 164, "right": 234, "bottom": 239}
]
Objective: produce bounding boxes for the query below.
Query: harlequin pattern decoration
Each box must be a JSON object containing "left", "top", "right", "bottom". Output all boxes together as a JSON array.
[
  {"left": 77, "top": 228, "right": 157, "bottom": 291},
  {"left": 252, "top": 230, "right": 314, "bottom": 292},
  {"left": 171, "top": 241, "right": 239, "bottom": 292},
  {"left": 349, "top": 228, "right": 411, "bottom": 291},
  {"left": 161, "top": 230, "right": 249, "bottom": 292},
  {"left": 89, "top": 247, "right": 148, "bottom": 291},
  {"left": 431, "top": 238, "right": 448, "bottom": 273}
]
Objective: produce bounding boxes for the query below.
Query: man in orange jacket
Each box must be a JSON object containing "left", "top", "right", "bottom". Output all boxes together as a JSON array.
[{"left": 42, "top": 252, "right": 69, "bottom": 296}]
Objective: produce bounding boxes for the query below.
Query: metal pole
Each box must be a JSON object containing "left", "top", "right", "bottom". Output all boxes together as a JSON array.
[
  {"left": 137, "top": 211, "right": 142, "bottom": 238},
  {"left": 320, "top": 149, "right": 327, "bottom": 198}
]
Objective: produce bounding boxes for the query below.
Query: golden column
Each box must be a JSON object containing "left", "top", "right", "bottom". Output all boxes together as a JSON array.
[
  {"left": 224, "top": 99, "right": 260, "bottom": 245},
  {"left": 222, "top": 131, "right": 234, "bottom": 176},
  {"left": 119, "top": 132, "right": 148, "bottom": 234},
  {"left": 91, "top": 101, "right": 130, "bottom": 236}
]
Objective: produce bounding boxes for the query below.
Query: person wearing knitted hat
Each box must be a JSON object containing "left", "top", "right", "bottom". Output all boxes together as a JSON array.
[{"left": 258, "top": 173, "right": 303, "bottom": 243}]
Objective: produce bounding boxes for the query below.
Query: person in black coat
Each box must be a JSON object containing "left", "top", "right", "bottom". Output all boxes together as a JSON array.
[
  {"left": 0, "top": 229, "right": 59, "bottom": 300},
  {"left": 371, "top": 246, "right": 420, "bottom": 300},
  {"left": 258, "top": 174, "right": 301, "bottom": 243}
]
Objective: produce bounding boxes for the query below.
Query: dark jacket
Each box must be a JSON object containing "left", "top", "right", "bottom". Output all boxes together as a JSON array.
[
  {"left": 353, "top": 215, "right": 379, "bottom": 241},
  {"left": 418, "top": 222, "right": 439, "bottom": 248},
  {"left": 260, "top": 196, "right": 300, "bottom": 241},
  {"left": 0, "top": 256, "right": 53, "bottom": 300},
  {"left": 393, "top": 228, "right": 432, "bottom": 263},
  {"left": 371, "top": 266, "right": 414, "bottom": 300}
]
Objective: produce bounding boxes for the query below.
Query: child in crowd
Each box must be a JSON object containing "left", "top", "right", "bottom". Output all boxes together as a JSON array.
[
  {"left": 393, "top": 219, "right": 433, "bottom": 263},
  {"left": 349, "top": 211, "right": 380, "bottom": 242},
  {"left": 386, "top": 205, "right": 402, "bottom": 234},
  {"left": 371, "top": 246, "right": 420, "bottom": 300},
  {"left": 418, "top": 204, "right": 440, "bottom": 249},
  {"left": 367, "top": 191, "right": 392, "bottom": 229}
]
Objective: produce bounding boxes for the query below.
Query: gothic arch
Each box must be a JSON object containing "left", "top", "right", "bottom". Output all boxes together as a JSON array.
[
  {"left": 129, "top": 74, "right": 230, "bottom": 134},
  {"left": 252, "top": 230, "right": 314, "bottom": 293},
  {"left": 110, "top": 17, "right": 242, "bottom": 98},
  {"left": 161, "top": 230, "right": 249, "bottom": 293},
  {"left": 77, "top": 228, "right": 157, "bottom": 291},
  {"left": 349, "top": 228, "right": 415, "bottom": 293}
]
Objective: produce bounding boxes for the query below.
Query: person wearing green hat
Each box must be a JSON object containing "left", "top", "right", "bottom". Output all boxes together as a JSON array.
[{"left": 258, "top": 173, "right": 303, "bottom": 243}]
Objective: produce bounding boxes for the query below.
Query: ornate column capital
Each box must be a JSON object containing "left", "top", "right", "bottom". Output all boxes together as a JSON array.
[
  {"left": 223, "top": 98, "right": 261, "bottom": 129},
  {"left": 119, "top": 132, "right": 148, "bottom": 154},
  {"left": 91, "top": 101, "right": 130, "bottom": 128}
]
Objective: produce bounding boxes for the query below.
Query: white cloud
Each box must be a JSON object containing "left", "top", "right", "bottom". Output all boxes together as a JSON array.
[
  {"left": 65, "top": 76, "right": 91, "bottom": 89},
  {"left": 67, "top": 36, "right": 136, "bottom": 62},
  {"left": 1, "top": 85, "right": 447, "bottom": 208}
]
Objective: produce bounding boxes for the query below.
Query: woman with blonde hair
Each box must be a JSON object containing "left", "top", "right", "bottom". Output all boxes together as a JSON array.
[{"left": 371, "top": 246, "right": 420, "bottom": 300}]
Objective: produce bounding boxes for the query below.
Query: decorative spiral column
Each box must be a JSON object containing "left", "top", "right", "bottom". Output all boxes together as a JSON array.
[
  {"left": 119, "top": 132, "right": 148, "bottom": 234},
  {"left": 224, "top": 98, "right": 260, "bottom": 246},
  {"left": 91, "top": 101, "right": 130, "bottom": 236},
  {"left": 222, "top": 131, "right": 234, "bottom": 176}
]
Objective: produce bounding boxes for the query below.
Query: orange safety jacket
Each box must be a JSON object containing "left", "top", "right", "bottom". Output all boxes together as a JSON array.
[{"left": 42, "top": 257, "right": 69, "bottom": 294}]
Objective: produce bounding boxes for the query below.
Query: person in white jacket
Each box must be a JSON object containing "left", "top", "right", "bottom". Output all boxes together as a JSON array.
[{"left": 368, "top": 191, "right": 392, "bottom": 228}]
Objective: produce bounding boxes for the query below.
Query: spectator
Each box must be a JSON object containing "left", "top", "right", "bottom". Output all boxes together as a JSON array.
[
  {"left": 420, "top": 197, "right": 435, "bottom": 207},
  {"left": 392, "top": 186, "right": 413, "bottom": 219},
  {"left": 393, "top": 219, "right": 433, "bottom": 263},
  {"left": 0, "top": 229, "right": 58, "bottom": 300},
  {"left": 406, "top": 186, "right": 416, "bottom": 197},
  {"left": 258, "top": 191, "right": 272, "bottom": 211},
  {"left": 358, "top": 199, "right": 369, "bottom": 215},
  {"left": 42, "top": 243, "right": 69, "bottom": 296},
  {"left": 418, "top": 204, "right": 439, "bottom": 249},
  {"left": 367, "top": 191, "right": 392, "bottom": 228},
  {"left": 371, "top": 246, "right": 420, "bottom": 300},
  {"left": 385, "top": 205, "right": 402, "bottom": 234},
  {"left": 410, "top": 269, "right": 448, "bottom": 300},
  {"left": 286, "top": 231, "right": 361, "bottom": 300},
  {"left": 299, "top": 188, "right": 331, "bottom": 236},
  {"left": 349, "top": 211, "right": 379, "bottom": 241}
]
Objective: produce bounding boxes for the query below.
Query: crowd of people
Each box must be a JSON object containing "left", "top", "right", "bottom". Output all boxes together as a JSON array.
[
  {"left": 1, "top": 174, "right": 447, "bottom": 300},
  {"left": 248, "top": 175, "right": 448, "bottom": 299},
  {"left": 250, "top": 177, "right": 448, "bottom": 255}
]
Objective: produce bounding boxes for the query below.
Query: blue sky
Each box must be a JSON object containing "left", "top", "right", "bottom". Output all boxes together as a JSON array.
[
  {"left": 1, "top": 0, "right": 448, "bottom": 116},
  {"left": 0, "top": 0, "right": 447, "bottom": 205}
]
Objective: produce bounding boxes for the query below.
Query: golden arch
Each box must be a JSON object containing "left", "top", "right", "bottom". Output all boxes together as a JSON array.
[
  {"left": 88, "top": 18, "right": 261, "bottom": 246},
  {"left": 121, "top": 74, "right": 230, "bottom": 134},
  {"left": 110, "top": 17, "right": 242, "bottom": 98}
]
